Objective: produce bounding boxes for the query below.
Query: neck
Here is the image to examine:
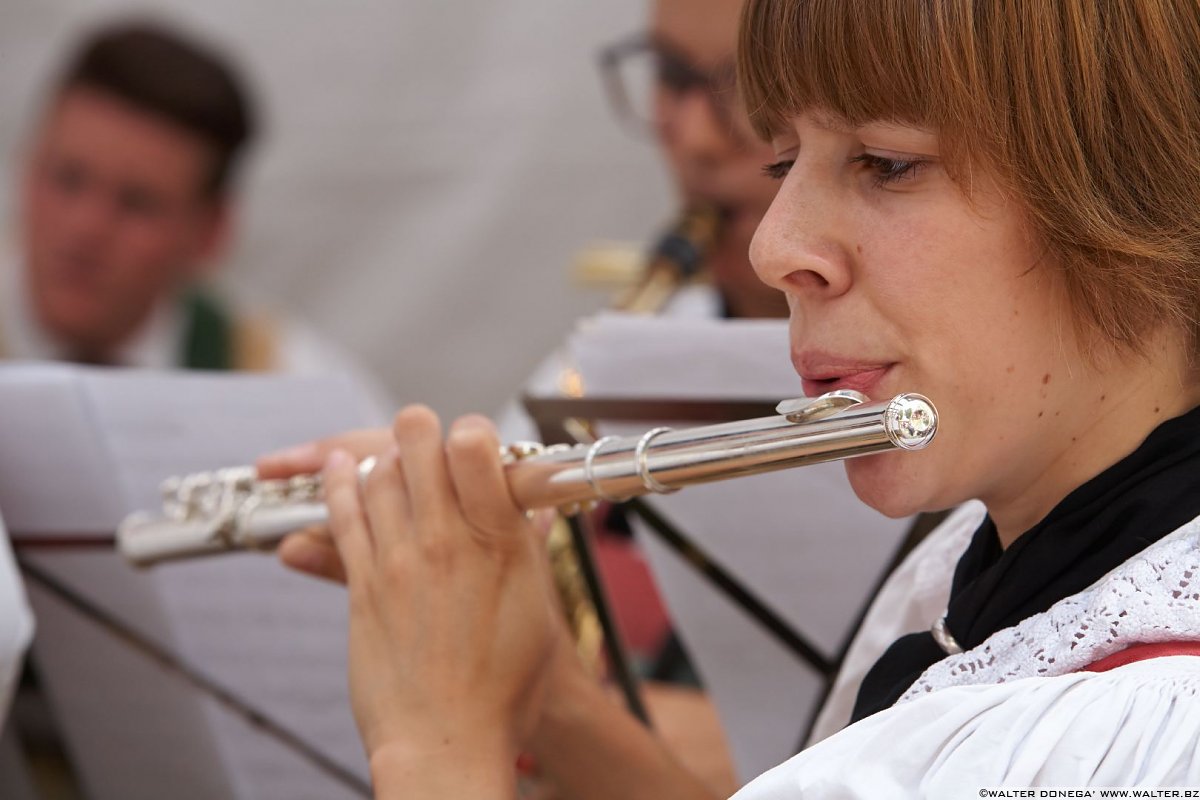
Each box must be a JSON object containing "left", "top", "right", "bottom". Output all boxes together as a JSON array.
[
  {"left": 32, "top": 298, "right": 172, "bottom": 368},
  {"left": 37, "top": 312, "right": 130, "bottom": 365},
  {"left": 985, "top": 337, "right": 1200, "bottom": 547}
]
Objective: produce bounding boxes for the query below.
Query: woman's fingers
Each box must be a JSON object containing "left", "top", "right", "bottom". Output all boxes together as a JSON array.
[
  {"left": 322, "top": 449, "right": 375, "bottom": 587},
  {"left": 361, "top": 447, "right": 412, "bottom": 555},
  {"left": 257, "top": 427, "right": 393, "bottom": 480},
  {"left": 278, "top": 529, "right": 347, "bottom": 584},
  {"left": 304, "top": 413, "right": 562, "bottom": 770},
  {"left": 445, "top": 415, "right": 526, "bottom": 545},
  {"left": 392, "top": 406, "right": 458, "bottom": 535}
]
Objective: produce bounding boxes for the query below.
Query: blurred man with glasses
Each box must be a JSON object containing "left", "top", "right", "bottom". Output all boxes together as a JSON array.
[{"left": 598, "top": 0, "right": 787, "bottom": 320}]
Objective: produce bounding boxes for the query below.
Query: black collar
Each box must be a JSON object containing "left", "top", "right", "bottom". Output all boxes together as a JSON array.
[{"left": 851, "top": 402, "right": 1200, "bottom": 722}]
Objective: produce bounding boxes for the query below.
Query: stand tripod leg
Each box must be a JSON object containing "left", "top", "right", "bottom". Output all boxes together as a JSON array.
[{"left": 564, "top": 512, "right": 651, "bottom": 726}]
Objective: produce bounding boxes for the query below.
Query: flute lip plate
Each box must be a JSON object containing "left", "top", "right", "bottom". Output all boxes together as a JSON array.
[
  {"left": 777, "top": 390, "right": 868, "bottom": 423},
  {"left": 885, "top": 393, "right": 939, "bottom": 449}
]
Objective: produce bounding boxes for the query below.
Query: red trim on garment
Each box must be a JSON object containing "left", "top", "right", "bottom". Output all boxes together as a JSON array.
[{"left": 1081, "top": 641, "right": 1200, "bottom": 673}]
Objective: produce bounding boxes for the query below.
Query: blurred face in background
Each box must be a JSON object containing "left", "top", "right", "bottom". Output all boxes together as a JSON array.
[
  {"left": 20, "top": 86, "right": 225, "bottom": 360},
  {"left": 649, "top": 0, "right": 786, "bottom": 318}
]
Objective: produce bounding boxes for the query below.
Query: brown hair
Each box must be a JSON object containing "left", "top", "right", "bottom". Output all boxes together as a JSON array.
[
  {"left": 738, "top": 0, "right": 1200, "bottom": 354},
  {"left": 56, "top": 20, "right": 256, "bottom": 196}
]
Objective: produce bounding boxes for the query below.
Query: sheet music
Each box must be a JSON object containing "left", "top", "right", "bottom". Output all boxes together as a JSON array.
[
  {"left": 570, "top": 311, "right": 802, "bottom": 399},
  {"left": 0, "top": 364, "right": 126, "bottom": 533},
  {"left": 79, "top": 368, "right": 383, "bottom": 512},
  {"left": 566, "top": 312, "right": 913, "bottom": 782},
  {"left": 0, "top": 364, "right": 380, "bottom": 799}
]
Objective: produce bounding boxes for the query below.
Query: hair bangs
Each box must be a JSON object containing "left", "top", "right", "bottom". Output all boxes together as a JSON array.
[
  {"left": 739, "top": 0, "right": 977, "bottom": 142},
  {"left": 738, "top": 0, "right": 1200, "bottom": 362}
]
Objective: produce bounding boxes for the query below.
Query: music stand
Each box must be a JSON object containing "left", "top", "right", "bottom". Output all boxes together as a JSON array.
[{"left": 0, "top": 366, "right": 380, "bottom": 799}]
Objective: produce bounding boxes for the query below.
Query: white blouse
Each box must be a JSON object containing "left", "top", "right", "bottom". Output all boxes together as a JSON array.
[{"left": 734, "top": 512, "right": 1200, "bottom": 798}]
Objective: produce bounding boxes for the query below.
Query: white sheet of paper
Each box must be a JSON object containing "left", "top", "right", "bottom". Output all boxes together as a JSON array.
[
  {"left": 568, "top": 312, "right": 913, "bottom": 783},
  {"left": 0, "top": 364, "right": 379, "bottom": 798},
  {"left": 0, "top": 364, "right": 126, "bottom": 533},
  {"left": 570, "top": 311, "right": 804, "bottom": 399}
]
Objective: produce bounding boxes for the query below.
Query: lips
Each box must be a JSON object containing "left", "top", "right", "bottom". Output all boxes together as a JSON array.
[
  {"left": 793, "top": 351, "right": 895, "bottom": 398},
  {"left": 48, "top": 249, "right": 106, "bottom": 287}
]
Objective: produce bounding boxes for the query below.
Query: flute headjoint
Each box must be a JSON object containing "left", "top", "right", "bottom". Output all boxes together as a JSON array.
[{"left": 776, "top": 390, "right": 867, "bottom": 424}]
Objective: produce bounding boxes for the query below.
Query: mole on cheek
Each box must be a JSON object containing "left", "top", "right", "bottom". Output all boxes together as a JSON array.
[{"left": 1042, "top": 373, "right": 1051, "bottom": 385}]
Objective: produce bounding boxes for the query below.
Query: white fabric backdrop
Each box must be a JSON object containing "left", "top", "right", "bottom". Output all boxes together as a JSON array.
[{"left": 0, "top": 0, "right": 673, "bottom": 419}]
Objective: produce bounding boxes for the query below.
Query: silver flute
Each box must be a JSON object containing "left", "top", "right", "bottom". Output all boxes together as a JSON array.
[{"left": 117, "top": 390, "right": 937, "bottom": 567}]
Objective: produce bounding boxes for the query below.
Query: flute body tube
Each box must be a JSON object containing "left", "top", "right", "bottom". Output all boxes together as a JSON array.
[{"left": 117, "top": 391, "right": 937, "bottom": 567}]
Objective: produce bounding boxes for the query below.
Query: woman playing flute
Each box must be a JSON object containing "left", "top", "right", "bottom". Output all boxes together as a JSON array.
[{"left": 261, "top": 0, "right": 1200, "bottom": 795}]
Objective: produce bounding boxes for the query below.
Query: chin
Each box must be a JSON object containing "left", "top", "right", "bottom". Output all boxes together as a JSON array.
[
  {"left": 37, "top": 296, "right": 108, "bottom": 344},
  {"left": 843, "top": 451, "right": 938, "bottom": 519}
]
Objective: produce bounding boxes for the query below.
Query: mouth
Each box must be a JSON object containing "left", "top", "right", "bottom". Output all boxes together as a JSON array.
[
  {"left": 793, "top": 352, "right": 895, "bottom": 399},
  {"left": 48, "top": 251, "right": 104, "bottom": 286}
]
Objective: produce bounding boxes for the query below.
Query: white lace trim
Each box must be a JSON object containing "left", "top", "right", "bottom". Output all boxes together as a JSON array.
[{"left": 898, "top": 513, "right": 1200, "bottom": 704}]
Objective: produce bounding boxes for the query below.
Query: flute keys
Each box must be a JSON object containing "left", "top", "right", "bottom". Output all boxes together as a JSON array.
[{"left": 502, "top": 441, "right": 546, "bottom": 464}]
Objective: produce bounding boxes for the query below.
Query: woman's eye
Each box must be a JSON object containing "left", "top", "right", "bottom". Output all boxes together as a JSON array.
[
  {"left": 761, "top": 159, "right": 794, "bottom": 180},
  {"left": 850, "top": 153, "right": 926, "bottom": 187}
]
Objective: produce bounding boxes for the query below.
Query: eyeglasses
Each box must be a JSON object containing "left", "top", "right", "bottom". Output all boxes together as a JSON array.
[{"left": 597, "top": 34, "right": 746, "bottom": 142}]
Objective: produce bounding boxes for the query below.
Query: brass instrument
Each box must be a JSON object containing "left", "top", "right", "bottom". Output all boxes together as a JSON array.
[
  {"left": 612, "top": 205, "right": 722, "bottom": 313},
  {"left": 116, "top": 391, "right": 937, "bottom": 567},
  {"left": 573, "top": 205, "right": 723, "bottom": 317}
]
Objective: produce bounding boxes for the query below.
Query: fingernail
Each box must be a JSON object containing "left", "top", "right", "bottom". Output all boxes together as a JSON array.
[{"left": 325, "top": 449, "right": 353, "bottom": 469}]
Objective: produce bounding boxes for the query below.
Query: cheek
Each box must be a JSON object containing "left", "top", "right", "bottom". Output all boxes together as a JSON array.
[
  {"left": 865, "top": 207, "right": 1048, "bottom": 376},
  {"left": 843, "top": 216, "right": 1063, "bottom": 509},
  {"left": 24, "top": 182, "right": 62, "bottom": 239}
]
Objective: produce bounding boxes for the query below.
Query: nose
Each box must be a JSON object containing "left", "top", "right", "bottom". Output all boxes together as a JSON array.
[
  {"left": 656, "top": 88, "right": 736, "bottom": 168},
  {"left": 749, "top": 171, "right": 852, "bottom": 303}
]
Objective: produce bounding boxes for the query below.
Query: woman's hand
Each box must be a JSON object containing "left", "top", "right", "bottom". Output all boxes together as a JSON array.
[
  {"left": 258, "top": 428, "right": 392, "bottom": 584},
  {"left": 262, "top": 417, "right": 716, "bottom": 800},
  {"left": 323, "top": 405, "right": 562, "bottom": 793},
  {"left": 258, "top": 427, "right": 393, "bottom": 479}
]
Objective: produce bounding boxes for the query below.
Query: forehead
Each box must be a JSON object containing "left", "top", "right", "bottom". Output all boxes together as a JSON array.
[
  {"left": 651, "top": 0, "right": 743, "bottom": 65},
  {"left": 37, "top": 86, "right": 215, "bottom": 196}
]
